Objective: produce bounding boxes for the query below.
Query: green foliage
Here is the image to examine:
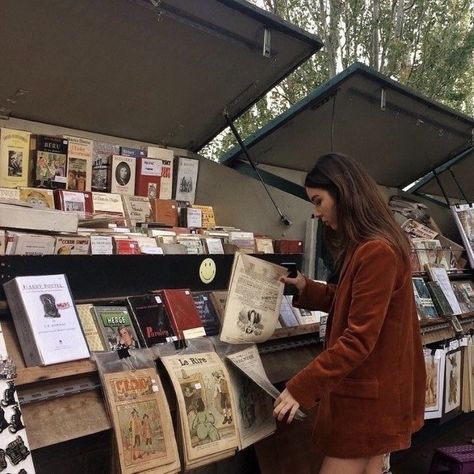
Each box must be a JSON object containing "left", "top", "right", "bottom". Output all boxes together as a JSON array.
[{"left": 201, "top": 0, "right": 474, "bottom": 161}]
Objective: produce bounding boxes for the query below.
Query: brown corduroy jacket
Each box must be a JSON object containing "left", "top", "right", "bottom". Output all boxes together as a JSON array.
[{"left": 287, "top": 239, "right": 425, "bottom": 458}]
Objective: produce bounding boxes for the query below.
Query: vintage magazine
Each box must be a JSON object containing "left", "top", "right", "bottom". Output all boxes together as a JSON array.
[
  {"left": 424, "top": 348, "right": 446, "bottom": 419},
  {"left": 462, "top": 341, "right": 474, "bottom": 412},
  {"left": 174, "top": 157, "right": 199, "bottom": 204},
  {"left": 64, "top": 136, "right": 93, "bottom": 191},
  {"left": 0, "top": 128, "right": 31, "bottom": 188},
  {"left": 223, "top": 346, "right": 276, "bottom": 448},
  {"left": 76, "top": 303, "right": 107, "bottom": 352},
  {"left": 221, "top": 252, "right": 287, "bottom": 344},
  {"left": 451, "top": 204, "right": 474, "bottom": 268},
  {"left": 160, "top": 351, "right": 239, "bottom": 469},
  {"left": 444, "top": 349, "right": 462, "bottom": 414},
  {"left": 226, "top": 345, "right": 305, "bottom": 420},
  {"left": 102, "top": 367, "right": 180, "bottom": 474}
]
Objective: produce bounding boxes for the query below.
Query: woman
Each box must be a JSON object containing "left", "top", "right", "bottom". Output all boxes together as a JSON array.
[{"left": 273, "top": 153, "right": 425, "bottom": 474}]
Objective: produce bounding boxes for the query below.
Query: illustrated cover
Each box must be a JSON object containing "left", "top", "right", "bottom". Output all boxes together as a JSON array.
[
  {"left": 160, "top": 351, "right": 239, "bottom": 469},
  {"left": 75, "top": 303, "right": 107, "bottom": 352},
  {"left": 34, "top": 135, "right": 68, "bottom": 189},
  {"left": 126, "top": 295, "right": 176, "bottom": 347},
  {"left": 135, "top": 157, "right": 173, "bottom": 200},
  {"left": 412, "top": 277, "right": 438, "bottom": 320},
  {"left": 54, "top": 189, "right": 94, "bottom": 218},
  {"left": 444, "top": 349, "right": 462, "bottom": 414},
  {"left": 191, "top": 291, "right": 221, "bottom": 336},
  {"left": 412, "top": 239, "right": 450, "bottom": 270},
  {"left": 19, "top": 187, "right": 54, "bottom": 209},
  {"left": 0, "top": 127, "right": 31, "bottom": 188},
  {"left": 425, "top": 265, "right": 462, "bottom": 315},
  {"left": 64, "top": 136, "right": 93, "bottom": 191},
  {"left": 221, "top": 253, "right": 287, "bottom": 344},
  {"left": 146, "top": 147, "right": 174, "bottom": 199},
  {"left": 92, "top": 306, "right": 140, "bottom": 351},
  {"left": 255, "top": 237, "right": 274, "bottom": 254},
  {"left": 174, "top": 157, "right": 199, "bottom": 204},
  {"left": 3, "top": 274, "right": 90, "bottom": 366},
  {"left": 102, "top": 368, "right": 180, "bottom": 474},
  {"left": 451, "top": 280, "right": 474, "bottom": 313},
  {"left": 110, "top": 155, "right": 136, "bottom": 196},
  {"left": 424, "top": 348, "right": 446, "bottom": 419},
  {"left": 91, "top": 141, "right": 120, "bottom": 192},
  {"left": 161, "top": 289, "right": 206, "bottom": 341},
  {"left": 54, "top": 236, "right": 90, "bottom": 255}
]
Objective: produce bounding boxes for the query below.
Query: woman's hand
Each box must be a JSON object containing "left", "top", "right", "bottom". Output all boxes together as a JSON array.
[
  {"left": 279, "top": 271, "right": 306, "bottom": 294},
  {"left": 273, "top": 388, "right": 300, "bottom": 424}
]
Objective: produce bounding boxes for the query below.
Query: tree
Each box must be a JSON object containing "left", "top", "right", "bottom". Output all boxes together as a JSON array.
[{"left": 200, "top": 0, "right": 474, "bottom": 161}]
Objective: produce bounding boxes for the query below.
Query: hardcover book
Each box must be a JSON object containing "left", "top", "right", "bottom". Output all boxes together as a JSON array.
[
  {"left": 114, "top": 238, "right": 141, "bottom": 255},
  {"left": 34, "top": 135, "right": 68, "bottom": 189},
  {"left": 110, "top": 155, "right": 136, "bottom": 196},
  {"left": 135, "top": 157, "right": 173, "bottom": 200},
  {"left": 152, "top": 199, "right": 178, "bottom": 227},
  {"left": 273, "top": 239, "right": 304, "bottom": 254},
  {"left": 54, "top": 189, "right": 94, "bottom": 218},
  {"left": 191, "top": 291, "right": 221, "bottom": 336},
  {"left": 451, "top": 280, "right": 474, "bottom": 313},
  {"left": 75, "top": 303, "right": 107, "bottom": 351},
  {"left": 102, "top": 367, "right": 180, "bottom": 474},
  {"left": 91, "top": 141, "right": 120, "bottom": 192},
  {"left": 19, "top": 187, "right": 55, "bottom": 209},
  {"left": 64, "top": 136, "right": 93, "bottom": 191},
  {"left": 91, "top": 306, "right": 140, "bottom": 351},
  {"left": 0, "top": 127, "right": 31, "bottom": 188},
  {"left": 126, "top": 295, "right": 176, "bottom": 347},
  {"left": 161, "top": 289, "right": 206, "bottom": 341},
  {"left": 3, "top": 274, "right": 90, "bottom": 366},
  {"left": 92, "top": 192, "right": 125, "bottom": 218},
  {"left": 174, "top": 157, "right": 199, "bottom": 204}
]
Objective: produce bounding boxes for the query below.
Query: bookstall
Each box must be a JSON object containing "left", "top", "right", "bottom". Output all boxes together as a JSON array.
[
  {"left": 221, "top": 62, "right": 474, "bottom": 472},
  {"left": 0, "top": 1, "right": 327, "bottom": 473}
]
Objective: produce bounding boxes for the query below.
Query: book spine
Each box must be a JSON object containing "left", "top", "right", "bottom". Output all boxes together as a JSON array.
[
  {"left": 4, "top": 280, "right": 42, "bottom": 366},
  {"left": 126, "top": 302, "right": 148, "bottom": 348}
]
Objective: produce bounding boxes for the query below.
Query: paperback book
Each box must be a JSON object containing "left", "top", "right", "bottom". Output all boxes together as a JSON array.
[
  {"left": 3, "top": 274, "right": 90, "bottom": 366},
  {"left": 0, "top": 127, "right": 31, "bottom": 188},
  {"left": 64, "top": 136, "right": 93, "bottom": 191},
  {"left": 34, "top": 135, "right": 68, "bottom": 189}
]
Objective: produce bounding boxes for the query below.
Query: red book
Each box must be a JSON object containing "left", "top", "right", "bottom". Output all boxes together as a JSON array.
[
  {"left": 161, "top": 289, "right": 206, "bottom": 341},
  {"left": 114, "top": 239, "right": 141, "bottom": 255},
  {"left": 151, "top": 199, "right": 179, "bottom": 226},
  {"left": 54, "top": 189, "right": 94, "bottom": 216},
  {"left": 135, "top": 157, "right": 173, "bottom": 200},
  {"left": 274, "top": 239, "right": 304, "bottom": 254}
]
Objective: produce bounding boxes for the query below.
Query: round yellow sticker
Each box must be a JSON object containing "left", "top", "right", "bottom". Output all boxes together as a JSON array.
[{"left": 199, "top": 258, "right": 216, "bottom": 284}]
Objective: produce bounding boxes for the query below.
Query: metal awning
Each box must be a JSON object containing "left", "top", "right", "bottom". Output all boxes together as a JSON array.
[
  {"left": 412, "top": 147, "right": 474, "bottom": 202},
  {"left": 221, "top": 62, "right": 474, "bottom": 189},
  {"left": 0, "top": 0, "right": 322, "bottom": 151}
]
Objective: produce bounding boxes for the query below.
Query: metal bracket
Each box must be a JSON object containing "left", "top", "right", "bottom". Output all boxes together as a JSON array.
[
  {"left": 380, "top": 88, "right": 386, "bottom": 111},
  {"left": 263, "top": 28, "right": 271, "bottom": 58},
  {"left": 18, "top": 377, "right": 101, "bottom": 405}
]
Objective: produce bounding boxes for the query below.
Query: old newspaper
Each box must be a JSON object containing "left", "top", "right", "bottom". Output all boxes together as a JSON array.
[{"left": 221, "top": 252, "right": 287, "bottom": 343}]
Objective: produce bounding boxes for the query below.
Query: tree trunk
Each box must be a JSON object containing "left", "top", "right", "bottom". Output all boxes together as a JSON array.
[{"left": 371, "top": 0, "right": 380, "bottom": 70}]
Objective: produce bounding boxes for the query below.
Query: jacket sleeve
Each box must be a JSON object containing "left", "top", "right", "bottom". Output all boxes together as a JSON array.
[
  {"left": 286, "top": 241, "right": 398, "bottom": 410},
  {"left": 292, "top": 277, "right": 337, "bottom": 313}
]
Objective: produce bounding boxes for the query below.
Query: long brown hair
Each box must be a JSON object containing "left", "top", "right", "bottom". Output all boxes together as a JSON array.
[{"left": 305, "top": 153, "right": 411, "bottom": 267}]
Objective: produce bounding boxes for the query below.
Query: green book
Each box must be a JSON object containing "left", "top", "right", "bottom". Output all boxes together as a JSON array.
[{"left": 426, "top": 281, "right": 453, "bottom": 317}]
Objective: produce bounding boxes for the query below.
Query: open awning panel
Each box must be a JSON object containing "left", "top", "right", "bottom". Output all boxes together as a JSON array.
[
  {"left": 0, "top": 0, "right": 322, "bottom": 151},
  {"left": 221, "top": 63, "right": 474, "bottom": 188}
]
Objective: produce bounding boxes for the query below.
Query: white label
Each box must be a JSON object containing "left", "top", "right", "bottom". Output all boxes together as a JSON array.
[{"left": 141, "top": 158, "right": 162, "bottom": 176}]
